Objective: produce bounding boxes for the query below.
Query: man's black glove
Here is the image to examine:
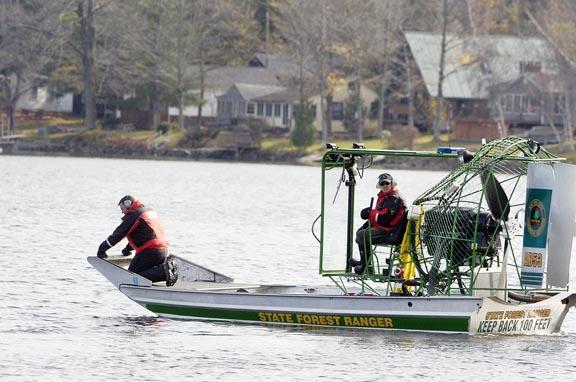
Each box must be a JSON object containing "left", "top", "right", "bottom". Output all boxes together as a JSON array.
[
  {"left": 360, "top": 207, "right": 371, "bottom": 220},
  {"left": 97, "top": 241, "right": 110, "bottom": 259},
  {"left": 121, "top": 247, "right": 132, "bottom": 256}
]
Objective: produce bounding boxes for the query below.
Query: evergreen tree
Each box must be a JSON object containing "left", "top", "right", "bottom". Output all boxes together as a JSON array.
[{"left": 291, "top": 99, "right": 315, "bottom": 149}]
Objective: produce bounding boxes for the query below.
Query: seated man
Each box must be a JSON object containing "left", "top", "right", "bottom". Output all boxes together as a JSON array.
[
  {"left": 97, "top": 195, "right": 178, "bottom": 286},
  {"left": 350, "top": 173, "right": 408, "bottom": 275}
]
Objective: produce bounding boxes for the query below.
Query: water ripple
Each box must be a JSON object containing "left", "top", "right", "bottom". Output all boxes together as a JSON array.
[{"left": 1, "top": 156, "right": 576, "bottom": 381}]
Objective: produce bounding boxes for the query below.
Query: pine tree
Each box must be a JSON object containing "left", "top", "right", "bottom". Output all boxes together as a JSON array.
[{"left": 291, "top": 99, "right": 315, "bottom": 149}]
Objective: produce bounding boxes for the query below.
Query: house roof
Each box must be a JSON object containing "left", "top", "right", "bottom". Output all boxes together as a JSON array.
[
  {"left": 251, "top": 88, "right": 300, "bottom": 102},
  {"left": 493, "top": 72, "right": 566, "bottom": 94},
  {"left": 234, "top": 83, "right": 287, "bottom": 101},
  {"left": 185, "top": 66, "right": 281, "bottom": 91},
  {"left": 404, "top": 31, "right": 559, "bottom": 99}
]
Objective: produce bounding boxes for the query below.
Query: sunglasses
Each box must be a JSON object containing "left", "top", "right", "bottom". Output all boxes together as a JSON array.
[{"left": 379, "top": 181, "right": 391, "bottom": 186}]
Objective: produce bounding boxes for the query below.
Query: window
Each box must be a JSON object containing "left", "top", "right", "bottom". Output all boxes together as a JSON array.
[
  {"left": 310, "top": 104, "right": 317, "bottom": 118},
  {"left": 519, "top": 61, "right": 542, "bottom": 73},
  {"left": 257, "top": 103, "right": 264, "bottom": 116},
  {"left": 266, "top": 103, "right": 273, "bottom": 117},
  {"left": 274, "top": 103, "right": 281, "bottom": 117},
  {"left": 522, "top": 96, "right": 538, "bottom": 114},
  {"left": 247, "top": 103, "right": 255, "bottom": 114},
  {"left": 501, "top": 95, "right": 514, "bottom": 113},
  {"left": 332, "top": 102, "right": 343, "bottom": 120}
]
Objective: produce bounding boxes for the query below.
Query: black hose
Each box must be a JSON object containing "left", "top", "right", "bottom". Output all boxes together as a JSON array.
[{"left": 311, "top": 214, "right": 321, "bottom": 244}]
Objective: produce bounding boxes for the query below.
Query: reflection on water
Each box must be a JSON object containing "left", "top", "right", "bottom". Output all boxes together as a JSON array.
[
  {"left": 1, "top": 155, "right": 575, "bottom": 381},
  {"left": 121, "top": 315, "right": 165, "bottom": 328}
]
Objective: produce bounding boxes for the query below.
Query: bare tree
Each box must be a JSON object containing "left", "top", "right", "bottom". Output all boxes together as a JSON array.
[
  {"left": 276, "top": 1, "right": 321, "bottom": 103},
  {"left": 525, "top": 1, "right": 576, "bottom": 149},
  {"left": 124, "top": 0, "right": 256, "bottom": 130},
  {"left": 0, "top": 1, "right": 58, "bottom": 135},
  {"left": 276, "top": 0, "right": 337, "bottom": 144},
  {"left": 49, "top": 0, "right": 135, "bottom": 129},
  {"left": 371, "top": 0, "right": 409, "bottom": 138}
]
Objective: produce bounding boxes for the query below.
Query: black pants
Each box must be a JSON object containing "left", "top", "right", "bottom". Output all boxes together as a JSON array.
[
  {"left": 128, "top": 248, "right": 168, "bottom": 282},
  {"left": 355, "top": 221, "right": 405, "bottom": 264}
]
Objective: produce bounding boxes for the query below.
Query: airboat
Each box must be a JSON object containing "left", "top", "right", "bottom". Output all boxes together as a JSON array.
[{"left": 89, "top": 136, "right": 576, "bottom": 334}]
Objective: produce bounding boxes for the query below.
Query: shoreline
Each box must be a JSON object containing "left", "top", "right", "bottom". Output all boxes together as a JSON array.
[{"left": 1, "top": 146, "right": 461, "bottom": 171}]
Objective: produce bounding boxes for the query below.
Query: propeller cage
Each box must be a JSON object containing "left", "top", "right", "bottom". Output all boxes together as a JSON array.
[{"left": 422, "top": 207, "right": 501, "bottom": 268}]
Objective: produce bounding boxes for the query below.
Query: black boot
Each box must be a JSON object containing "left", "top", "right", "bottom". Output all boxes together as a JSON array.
[
  {"left": 164, "top": 258, "right": 179, "bottom": 286},
  {"left": 354, "top": 264, "right": 375, "bottom": 275},
  {"left": 349, "top": 258, "right": 362, "bottom": 267}
]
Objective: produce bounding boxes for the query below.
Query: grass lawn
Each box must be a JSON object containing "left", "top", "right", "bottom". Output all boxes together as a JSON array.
[
  {"left": 262, "top": 133, "right": 484, "bottom": 154},
  {"left": 9, "top": 114, "right": 574, "bottom": 161}
]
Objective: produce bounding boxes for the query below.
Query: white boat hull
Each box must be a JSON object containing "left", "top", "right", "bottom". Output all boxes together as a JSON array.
[{"left": 88, "top": 256, "right": 576, "bottom": 334}]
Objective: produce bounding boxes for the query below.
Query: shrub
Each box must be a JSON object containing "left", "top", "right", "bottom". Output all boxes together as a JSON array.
[
  {"left": 156, "top": 122, "right": 176, "bottom": 135},
  {"left": 291, "top": 99, "right": 315, "bottom": 149}
]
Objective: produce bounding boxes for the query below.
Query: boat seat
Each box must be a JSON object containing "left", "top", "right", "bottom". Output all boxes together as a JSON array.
[{"left": 362, "top": 243, "right": 401, "bottom": 279}]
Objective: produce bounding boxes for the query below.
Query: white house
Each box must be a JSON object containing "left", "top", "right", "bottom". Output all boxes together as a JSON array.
[
  {"left": 216, "top": 83, "right": 298, "bottom": 129},
  {"left": 16, "top": 86, "right": 75, "bottom": 114},
  {"left": 168, "top": 53, "right": 306, "bottom": 123},
  {"left": 168, "top": 66, "right": 281, "bottom": 121},
  {"left": 309, "top": 82, "right": 378, "bottom": 133}
]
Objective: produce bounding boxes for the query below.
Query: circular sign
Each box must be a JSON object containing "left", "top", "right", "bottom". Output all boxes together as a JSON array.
[{"left": 526, "top": 198, "right": 546, "bottom": 238}]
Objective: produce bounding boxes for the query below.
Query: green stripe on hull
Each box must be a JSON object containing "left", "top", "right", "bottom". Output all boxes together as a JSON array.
[{"left": 146, "top": 304, "right": 469, "bottom": 332}]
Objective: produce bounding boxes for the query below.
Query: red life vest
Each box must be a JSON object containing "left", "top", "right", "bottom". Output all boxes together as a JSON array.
[
  {"left": 126, "top": 209, "right": 168, "bottom": 254},
  {"left": 368, "top": 188, "right": 406, "bottom": 232}
]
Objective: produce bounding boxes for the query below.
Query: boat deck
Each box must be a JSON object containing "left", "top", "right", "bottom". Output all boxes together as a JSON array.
[{"left": 151, "top": 281, "right": 264, "bottom": 291}]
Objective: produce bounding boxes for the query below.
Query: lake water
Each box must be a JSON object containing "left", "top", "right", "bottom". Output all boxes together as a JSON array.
[{"left": 1, "top": 155, "right": 575, "bottom": 381}]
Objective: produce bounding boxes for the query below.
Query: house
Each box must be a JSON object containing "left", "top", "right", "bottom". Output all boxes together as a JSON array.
[
  {"left": 216, "top": 83, "right": 297, "bottom": 129},
  {"left": 167, "top": 62, "right": 283, "bottom": 125},
  {"left": 166, "top": 53, "right": 316, "bottom": 126},
  {"left": 309, "top": 82, "right": 378, "bottom": 134},
  {"left": 397, "top": 31, "right": 566, "bottom": 141},
  {"left": 216, "top": 80, "right": 379, "bottom": 135},
  {"left": 16, "top": 85, "right": 80, "bottom": 115},
  {"left": 489, "top": 72, "right": 567, "bottom": 133}
]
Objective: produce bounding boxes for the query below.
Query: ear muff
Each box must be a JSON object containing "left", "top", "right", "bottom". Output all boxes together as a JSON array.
[{"left": 122, "top": 199, "right": 132, "bottom": 208}]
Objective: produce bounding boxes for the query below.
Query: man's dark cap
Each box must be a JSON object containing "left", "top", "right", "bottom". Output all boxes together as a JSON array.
[{"left": 376, "top": 173, "right": 393, "bottom": 187}]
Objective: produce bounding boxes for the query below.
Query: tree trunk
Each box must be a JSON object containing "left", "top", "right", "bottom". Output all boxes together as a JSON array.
[
  {"left": 326, "top": 93, "right": 333, "bottom": 138},
  {"left": 320, "top": 1, "right": 328, "bottom": 144},
  {"left": 150, "top": 82, "right": 161, "bottom": 130},
  {"left": 1, "top": 72, "right": 22, "bottom": 136},
  {"left": 356, "top": 81, "right": 363, "bottom": 142},
  {"left": 564, "top": 92, "right": 575, "bottom": 150},
  {"left": 432, "top": 0, "right": 448, "bottom": 140},
  {"left": 176, "top": 2, "right": 185, "bottom": 131},
  {"left": 377, "top": 82, "right": 385, "bottom": 136},
  {"left": 6, "top": 104, "right": 15, "bottom": 136},
  {"left": 407, "top": 59, "right": 415, "bottom": 150},
  {"left": 79, "top": 0, "right": 96, "bottom": 129},
  {"left": 196, "top": 47, "right": 205, "bottom": 129},
  {"left": 319, "top": 84, "right": 326, "bottom": 145},
  {"left": 178, "top": 92, "right": 185, "bottom": 130}
]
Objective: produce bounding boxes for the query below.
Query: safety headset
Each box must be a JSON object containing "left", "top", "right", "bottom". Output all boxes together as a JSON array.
[{"left": 119, "top": 195, "right": 135, "bottom": 209}]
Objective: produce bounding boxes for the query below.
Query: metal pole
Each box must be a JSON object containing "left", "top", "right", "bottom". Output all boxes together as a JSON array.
[{"left": 345, "top": 158, "right": 356, "bottom": 272}]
